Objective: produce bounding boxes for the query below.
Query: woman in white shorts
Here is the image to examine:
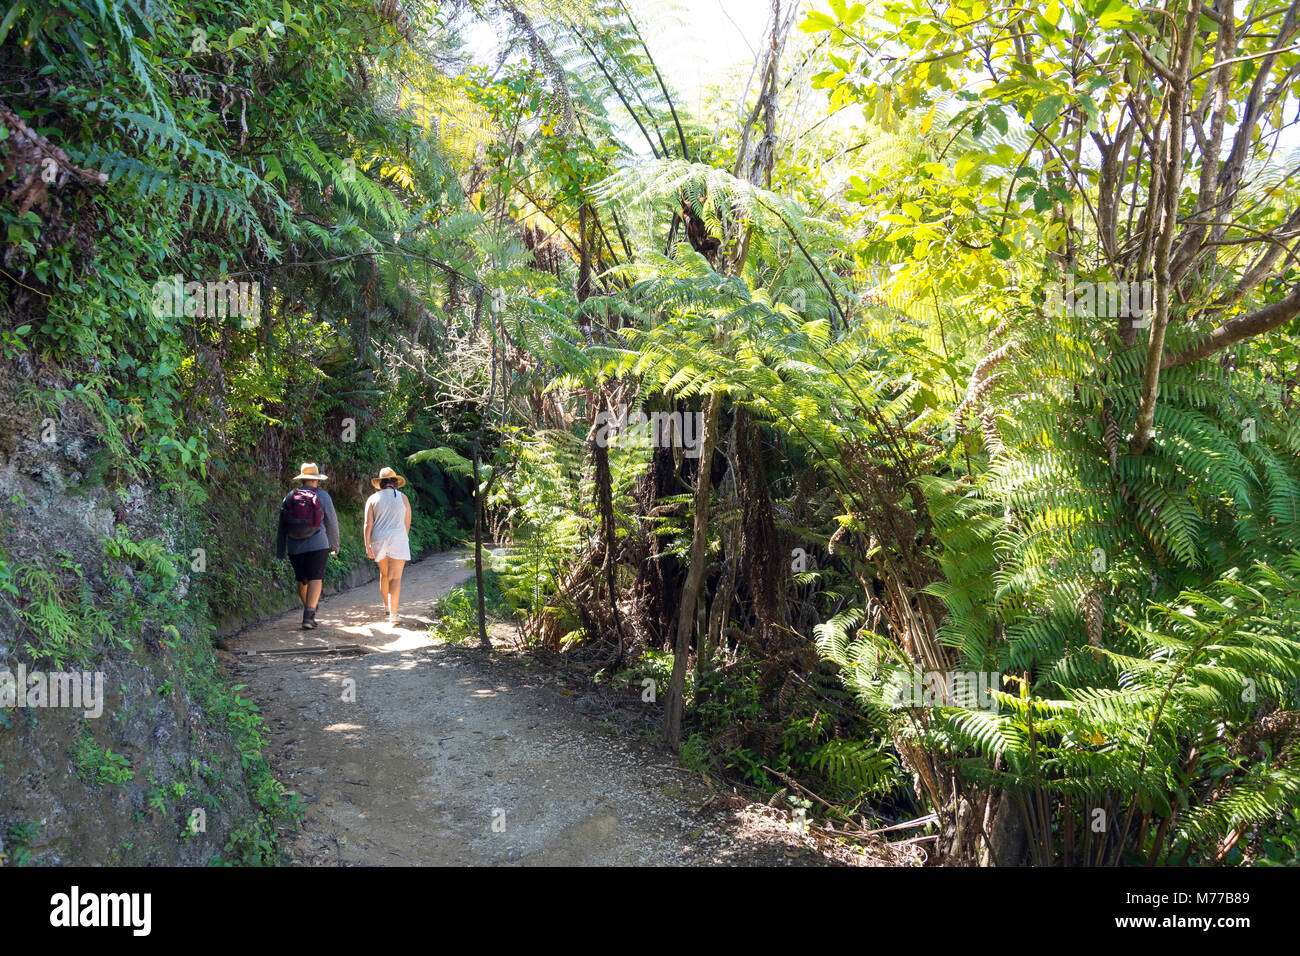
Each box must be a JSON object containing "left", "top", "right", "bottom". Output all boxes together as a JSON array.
[{"left": 364, "top": 467, "right": 413, "bottom": 625}]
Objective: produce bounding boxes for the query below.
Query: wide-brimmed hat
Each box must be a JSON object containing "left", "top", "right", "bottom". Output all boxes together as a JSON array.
[
  {"left": 293, "top": 462, "right": 328, "bottom": 481},
  {"left": 371, "top": 466, "right": 406, "bottom": 489}
]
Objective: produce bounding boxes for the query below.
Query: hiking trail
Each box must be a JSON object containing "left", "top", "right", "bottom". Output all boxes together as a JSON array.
[{"left": 221, "top": 549, "right": 882, "bottom": 866}]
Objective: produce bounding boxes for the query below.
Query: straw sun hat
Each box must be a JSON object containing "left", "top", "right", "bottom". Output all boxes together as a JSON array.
[
  {"left": 371, "top": 466, "right": 406, "bottom": 489},
  {"left": 293, "top": 462, "right": 328, "bottom": 481}
]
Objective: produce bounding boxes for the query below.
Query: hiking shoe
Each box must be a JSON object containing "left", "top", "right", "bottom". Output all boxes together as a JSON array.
[
  {"left": 303, "top": 607, "right": 319, "bottom": 629},
  {"left": 388, "top": 612, "right": 399, "bottom": 626}
]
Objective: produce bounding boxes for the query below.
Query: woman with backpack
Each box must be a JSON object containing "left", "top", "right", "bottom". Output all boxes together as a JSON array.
[
  {"left": 275, "top": 462, "right": 340, "bottom": 629},
  {"left": 363, "top": 466, "right": 412, "bottom": 626}
]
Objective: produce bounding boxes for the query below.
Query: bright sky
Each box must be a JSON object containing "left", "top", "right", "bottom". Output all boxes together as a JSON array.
[
  {"left": 637, "top": 0, "right": 779, "bottom": 103},
  {"left": 463, "top": 0, "right": 788, "bottom": 116}
]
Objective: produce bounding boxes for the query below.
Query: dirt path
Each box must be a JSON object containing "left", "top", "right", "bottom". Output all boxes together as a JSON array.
[{"left": 221, "top": 549, "right": 861, "bottom": 866}]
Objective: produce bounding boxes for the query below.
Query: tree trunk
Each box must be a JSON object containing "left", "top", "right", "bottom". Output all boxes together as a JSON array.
[
  {"left": 699, "top": 416, "right": 739, "bottom": 684},
  {"left": 592, "top": 419, "right": 626, "bottom": 665},
  {"left": 472, "top": 439, "right": 491, "bottom": 651},
  {"left": 1129, "top": 0, "right": 1199, "bottom": 454},
  {"left": 734, "top": 407, "right": 784, "bottom": 649},
  {"left": 663, "top": 391, "right": 721, "bottom": 750},
  {"left": 980, "top": 789, "right": 1028, "bottom": 867},
  {"left": 636, "top": 438, "right": 683, "bottom": 646}
]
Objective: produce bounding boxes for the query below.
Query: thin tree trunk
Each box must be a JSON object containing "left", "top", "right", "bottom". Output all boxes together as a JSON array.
[
  {"left": 1130, "top": 0, "right": 1201, "bottom": 454},
  {"left": 471, "top": 282, "right": 495, "bottom": 652},
  {"left": 700, "top": 417, "right": 740, "bottom": 684},
  {"left": 663, "top": 391, "right": 721, "bottom": 750},
  {"left": 591, "top": 408, "right": 626, "bottom": 666},
  {"left": 472, "top": 438, "right": 491, "bottom": 651}
]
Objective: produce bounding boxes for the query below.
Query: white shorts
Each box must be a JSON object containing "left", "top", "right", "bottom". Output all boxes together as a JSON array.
[{"left": 372, "top": 534, "right": 411, "bottom": 561}]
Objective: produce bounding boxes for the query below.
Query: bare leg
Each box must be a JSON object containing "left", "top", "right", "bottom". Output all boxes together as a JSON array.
[
  {"left": 298, "top": 582, "right": 308, "bottom": 606},
  {"left": 306, "top": 579, "right": 323, "bottom": 609},
  {"left": 376, "top": 557, "right": 391, "bottom": 611},
  {"left": 386, "top": 559, "right": 406, "bottom": 616}
]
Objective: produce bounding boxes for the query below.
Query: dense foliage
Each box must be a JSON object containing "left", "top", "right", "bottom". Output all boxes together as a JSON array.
[{"left": 5, "top": 0, "right": 1300, "bottom": 865}]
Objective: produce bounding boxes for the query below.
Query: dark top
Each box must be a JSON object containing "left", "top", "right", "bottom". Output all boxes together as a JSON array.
[{"left": 275, "top": 486, "right": 340, "bottom": 559}]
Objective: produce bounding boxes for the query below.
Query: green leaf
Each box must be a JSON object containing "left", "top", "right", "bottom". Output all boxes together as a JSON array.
[
  {"left": 988, "top": 106, "right": 1008, "bottom": 136},
  {"left": 802, "top": 10, "right": 838, "bottom": 32},
  {"left": 0, "top": 2, "right": 24, "bottom": 47},
  {"left": 1031, "top": 93, "right": 1066, "bottom": 129}
]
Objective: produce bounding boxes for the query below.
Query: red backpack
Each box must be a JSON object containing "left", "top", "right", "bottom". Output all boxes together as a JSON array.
[{"left": 282, "top": 487, "right": 323, "bottom": 539}]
